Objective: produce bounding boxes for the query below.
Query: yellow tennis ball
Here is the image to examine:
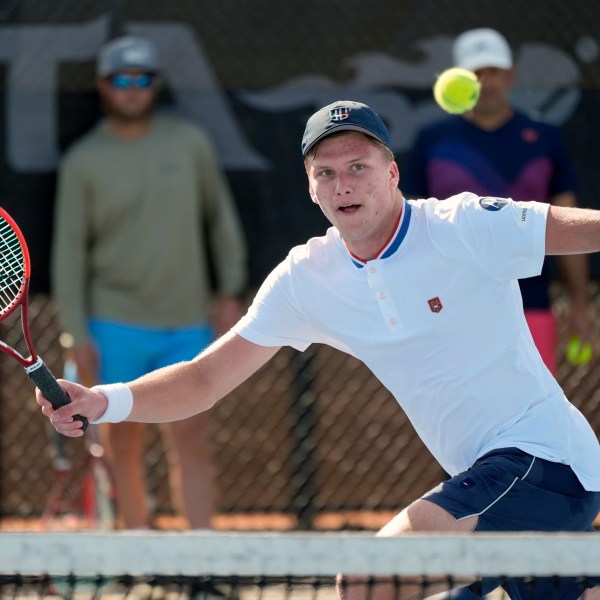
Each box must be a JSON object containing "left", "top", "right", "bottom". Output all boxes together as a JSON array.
[
  {"left": 566, "top": 335, "right": 593, "bottom": 366},
  {"left": 433, "top": 67, "right": 481, "bottom": 114}
]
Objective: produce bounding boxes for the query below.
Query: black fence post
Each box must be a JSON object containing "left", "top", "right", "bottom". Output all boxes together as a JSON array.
[{"left": 289, "top": 347, "right": 319, "bottom": 529}]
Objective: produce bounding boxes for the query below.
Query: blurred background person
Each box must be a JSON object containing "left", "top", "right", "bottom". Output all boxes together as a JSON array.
[
  {"left": 402, "top": 27, "right": 591, "bottom": 376},
  {"left": 52, "top": 36, "right": 248, "bottom": 529}
]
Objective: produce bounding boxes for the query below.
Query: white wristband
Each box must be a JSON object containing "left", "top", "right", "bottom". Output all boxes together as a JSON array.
[{"left": 90, "top": 383, "right": 134, "bottom": 424}]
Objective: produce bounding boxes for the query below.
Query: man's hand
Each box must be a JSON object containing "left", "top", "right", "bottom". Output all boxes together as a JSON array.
[{"left": 36, "top": 380, "right": 108, "bottom": 437}]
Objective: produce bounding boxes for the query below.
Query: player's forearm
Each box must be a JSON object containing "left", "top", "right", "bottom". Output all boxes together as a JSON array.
[
  {"left": 126, "top": 330, "right": 278, "bottom": 423},
  {"left": 545, "top": 205, "right": 600, "bottom": 255},
  {"left": 126, "top": 359, "right": 219, "bottom": 423}
]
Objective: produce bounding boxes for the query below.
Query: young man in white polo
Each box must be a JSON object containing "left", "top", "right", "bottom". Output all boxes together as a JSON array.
[{"left": 42, "top": 100, "right": 600, "bottom": 600}]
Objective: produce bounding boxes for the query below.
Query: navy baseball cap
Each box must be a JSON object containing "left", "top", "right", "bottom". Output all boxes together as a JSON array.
[{"left": 302, "top": 100, "right": 391, "bottom": 157}]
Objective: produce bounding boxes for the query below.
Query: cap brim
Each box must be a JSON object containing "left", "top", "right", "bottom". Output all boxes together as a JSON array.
[
  {"left": 458, "top": 54, "right": 512, "bottom": 71},
  {"left": 303, "top": 124, "right": 387, "bottom": 156}
]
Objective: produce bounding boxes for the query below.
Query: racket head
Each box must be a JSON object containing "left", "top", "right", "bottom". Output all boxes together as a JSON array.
[{"left": 0, "top": 208, "right": 30, "bottom": 319}]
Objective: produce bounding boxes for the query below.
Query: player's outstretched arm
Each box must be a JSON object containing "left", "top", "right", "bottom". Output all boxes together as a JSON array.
[
  {"left": 546, "top": 204, "right": 600, "bottom": 256},
  {"left": 128, "top": 331, "right": 279, "bottom": 423},
  {"left": 37, "top": 331, "right": 280, "bottom": 437}
]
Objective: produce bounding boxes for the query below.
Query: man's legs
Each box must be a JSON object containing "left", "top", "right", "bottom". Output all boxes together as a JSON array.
[
  {"left": 105, "top": 421, "right": 150, "bottom": 529},
  {"left": 159, "top": 412, "right": 215, "bottom": 529},
  {"left": 92, "top": 320, "right": 216, "bottom": 530},
  {"left": 156, "top": 326, "right": 215, "bottom": 529},
  {"left": 90, "top": 319, "right": 156, "bottom": 529}
]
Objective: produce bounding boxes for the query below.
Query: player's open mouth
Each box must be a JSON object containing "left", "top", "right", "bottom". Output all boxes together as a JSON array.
[{"left": 338, "top": 204, "right": 360, "bottom": 213}]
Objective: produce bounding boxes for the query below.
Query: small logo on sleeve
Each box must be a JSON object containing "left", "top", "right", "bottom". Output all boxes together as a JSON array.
[
  {"left": 518, "top": 207, "right": 529, "bottom": 226},
  {"left": 479, "top": 197, "right": 509, "bottom": 211},
  {"left": 428, "top": 297, "right": 443, "bottom": 313}
]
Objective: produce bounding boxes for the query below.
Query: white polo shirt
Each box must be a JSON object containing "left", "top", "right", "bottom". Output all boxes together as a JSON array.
[{"left": 233, "top": 192, "right": 600, "bottom": 490}]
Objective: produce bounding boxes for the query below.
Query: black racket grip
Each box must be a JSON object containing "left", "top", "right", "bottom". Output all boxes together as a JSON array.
[{"left": 26, "top": 359, "right": 89, "bottom": 431}]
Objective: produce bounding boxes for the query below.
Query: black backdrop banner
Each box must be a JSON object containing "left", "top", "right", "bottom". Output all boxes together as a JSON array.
[{"left": 1, "top": 0, "right": 600, "bottom": 292}]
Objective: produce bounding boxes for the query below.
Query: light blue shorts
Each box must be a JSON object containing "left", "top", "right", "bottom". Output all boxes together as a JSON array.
[{"left": 89, "top": 319, "right": 214, "bottom": 383}]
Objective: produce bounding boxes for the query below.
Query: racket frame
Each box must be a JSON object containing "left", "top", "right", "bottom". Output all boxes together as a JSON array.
[{"left": 0, "top": 208, "right": 87, "bottom": 429}]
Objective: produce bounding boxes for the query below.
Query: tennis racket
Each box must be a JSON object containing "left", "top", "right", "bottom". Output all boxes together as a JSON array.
[{"left": 0, "top": 207, "right": 87, "bottom": 430}]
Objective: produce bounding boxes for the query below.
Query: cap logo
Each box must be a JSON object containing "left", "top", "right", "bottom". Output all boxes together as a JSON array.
[
  {"left": 122, "top": 47, "right": 151, "bottom": 64},
  {"left": 329, "top": 107, "right": 350, "bottom": 122}
]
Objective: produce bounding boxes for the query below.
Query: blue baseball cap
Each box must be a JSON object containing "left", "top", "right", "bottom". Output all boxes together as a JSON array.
[{"left": 302, "top": 100, "right": 391, "bottom": 157}]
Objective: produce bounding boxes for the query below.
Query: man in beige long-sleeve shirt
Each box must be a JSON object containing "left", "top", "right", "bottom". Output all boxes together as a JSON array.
[{"left": 52, "top": 36, "right": 248, "bottom": 529}]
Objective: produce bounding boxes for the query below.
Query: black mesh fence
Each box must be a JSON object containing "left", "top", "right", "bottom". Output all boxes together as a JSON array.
[
  {"left": 1, "top": 285, "right": 600, "bottom": 529},
  {"left": 0, "top": 0, "right": 599, "bottom": 529}
]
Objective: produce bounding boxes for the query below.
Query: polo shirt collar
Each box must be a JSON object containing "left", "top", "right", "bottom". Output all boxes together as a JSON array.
[{"left": 347, "top": 199, "right": 412, "bottom": 269}]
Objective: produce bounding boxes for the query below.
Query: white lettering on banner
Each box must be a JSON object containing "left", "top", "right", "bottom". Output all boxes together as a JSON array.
[
  {"left": 241, "top": 36, "right": 584, "bottom": 153},
  {"left": 0, "top": 16, "right": 108, "bottom": 172},
  {"left": 0, "top": 15, "right": 267, "bottom": 173},
  {"left": 0, "top": 17, "right": 590, "bottom": 174}
]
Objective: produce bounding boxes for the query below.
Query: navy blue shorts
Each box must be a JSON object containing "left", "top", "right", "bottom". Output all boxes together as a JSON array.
[{"left": 423, "top": 448, "right": 600, "bottom": 599}]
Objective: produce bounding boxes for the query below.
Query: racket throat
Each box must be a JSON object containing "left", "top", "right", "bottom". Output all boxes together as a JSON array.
[{"left": 24, "top": 355, "right": 44, "bottom": 374}]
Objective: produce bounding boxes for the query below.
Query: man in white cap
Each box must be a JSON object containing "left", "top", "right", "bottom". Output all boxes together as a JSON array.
[
  {"left": 52, "top": 36, "right": 248, "bottom": 531},
  {"left": 403, "top": 28, "right": 591, "bottom": 377}
]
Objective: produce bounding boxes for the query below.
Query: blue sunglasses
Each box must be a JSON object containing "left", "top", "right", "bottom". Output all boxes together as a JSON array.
[{"left": 109, "top": 73, "right": 156, "bottom": 90}]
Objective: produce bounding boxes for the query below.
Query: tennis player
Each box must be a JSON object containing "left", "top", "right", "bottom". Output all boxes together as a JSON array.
[{"left": 40, "top": 101, "right": 600, "bottom": 600}]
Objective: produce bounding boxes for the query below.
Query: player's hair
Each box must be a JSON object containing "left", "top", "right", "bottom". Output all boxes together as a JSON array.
[{"left": 304, "top": 131, "right": 394, "bottom": 167}]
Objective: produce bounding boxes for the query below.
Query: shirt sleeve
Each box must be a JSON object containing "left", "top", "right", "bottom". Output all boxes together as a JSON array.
[
  {"left": 232, "top": 258, "right": 312, "bottom": 352},
  {"left": 429, "top": 192, "right": 549, "bottom": 282}
]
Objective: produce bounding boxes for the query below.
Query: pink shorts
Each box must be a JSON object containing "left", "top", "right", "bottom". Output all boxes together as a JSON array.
[{"left": 525, "top": 309, "right": 557, "bottom": 375}]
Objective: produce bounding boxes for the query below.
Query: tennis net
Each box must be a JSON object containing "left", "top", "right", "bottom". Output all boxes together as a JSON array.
[{"left": 1, "top": 530, "right": 599, "bottom": 599}]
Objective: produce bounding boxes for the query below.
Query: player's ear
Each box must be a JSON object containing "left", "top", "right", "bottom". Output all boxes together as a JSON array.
[
  {"left": 389, "top": 161, "right": 400, "bottom": 187},
  {"left": 309, "top": 185, "right": 319, "bottom": 205}
]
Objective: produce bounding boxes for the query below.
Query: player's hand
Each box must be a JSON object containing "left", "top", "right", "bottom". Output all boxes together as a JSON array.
[{"left": 36, "top": 380, "right": 108, "bottom": 437}]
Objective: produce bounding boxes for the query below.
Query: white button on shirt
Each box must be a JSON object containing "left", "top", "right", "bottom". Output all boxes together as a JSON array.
[{"left": 233, "top": 192, "right": 600, "bottom": 491}]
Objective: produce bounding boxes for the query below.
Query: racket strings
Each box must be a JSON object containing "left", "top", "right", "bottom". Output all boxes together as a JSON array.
[{"left": 0, "top": 218, "right": 26, "bottom": 313}]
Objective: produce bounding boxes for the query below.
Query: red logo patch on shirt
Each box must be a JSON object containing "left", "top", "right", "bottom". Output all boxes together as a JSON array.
[{"left": 428, "top": 297, "right": 443, "bottom": 313}]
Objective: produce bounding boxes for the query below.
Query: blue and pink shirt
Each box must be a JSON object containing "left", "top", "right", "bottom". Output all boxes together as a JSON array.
[{"left": 401, "top": 111, "right": 578, "bottom": 310}]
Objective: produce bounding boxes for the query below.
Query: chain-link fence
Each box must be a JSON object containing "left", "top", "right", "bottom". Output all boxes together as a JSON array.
[
  {"left": 1, "top": 1, "right": 600, "bottom": 530},
  {"left": 1, "top": 284, "right": 600, "bottom": 529}
]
